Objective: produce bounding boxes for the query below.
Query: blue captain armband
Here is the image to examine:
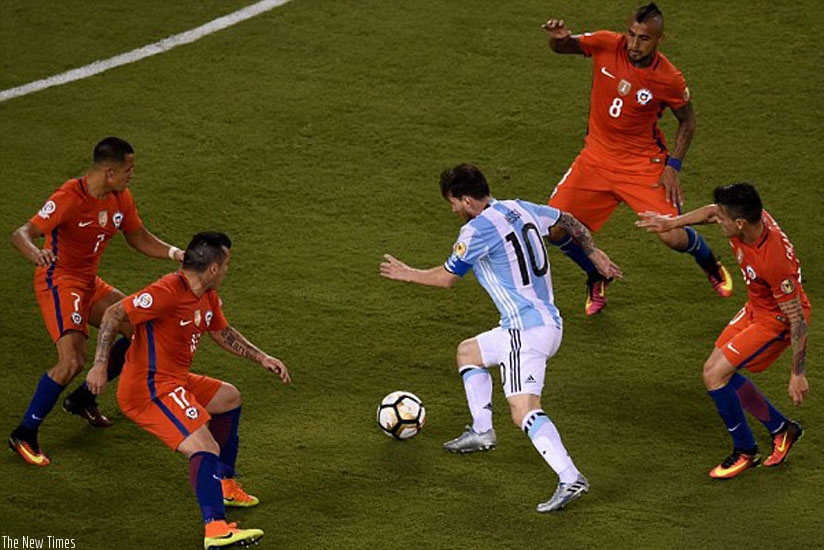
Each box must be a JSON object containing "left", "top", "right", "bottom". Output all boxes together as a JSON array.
[
  {"left": 666, "top": 157, "right": 682, "bottom": 172},
  {"left": 444, "top": 256, "right": 471, "bottom": 277}
]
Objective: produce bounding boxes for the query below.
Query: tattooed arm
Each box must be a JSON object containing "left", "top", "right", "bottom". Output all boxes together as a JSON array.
[
  {"left": 87, "top": 302, "right": 130, "bottom": 395},
  {"left": 210, "top": 325, "right": 291, "bottom": 383},
  {"left": 554, "top": 212, "right": 623, "bottom": 279},
  {"left": 778, "top": 295, "right": 809, "bottom": 405}
]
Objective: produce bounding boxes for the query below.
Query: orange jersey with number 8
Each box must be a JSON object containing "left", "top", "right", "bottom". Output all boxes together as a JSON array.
[{"left": 578, "top": 31, "right": 690, "bottom": 174}]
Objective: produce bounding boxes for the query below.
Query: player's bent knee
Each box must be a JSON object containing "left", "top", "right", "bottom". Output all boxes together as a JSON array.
[
  {"left": 178, "top": 427, "right": 220, "bottom": 458},
  {"left": 456, "top": 339, "right": 481, "bottom": 367}
]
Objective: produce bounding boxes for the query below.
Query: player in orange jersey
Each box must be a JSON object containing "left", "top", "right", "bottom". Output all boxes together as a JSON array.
[
  {"left": 86, "top": 232, "right": 290, "bottom": 549},
  {"left": 542, "top": 3, "right": 733, "bottom": 315},
  {"left": 638, "top": 183, "right": 810, "bottom": 479},
  {"left": 8, "top": 137, "right": 185, "bottom": 467}
]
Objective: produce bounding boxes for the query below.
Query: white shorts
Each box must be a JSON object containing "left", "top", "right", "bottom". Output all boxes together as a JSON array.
[{"left": 476, "top": 324, "right": 563, "bottom": 397}]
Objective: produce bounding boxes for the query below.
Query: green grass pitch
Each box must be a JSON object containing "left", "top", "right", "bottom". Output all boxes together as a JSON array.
[{"left": 1, "top": 1, "right": 822, "bottom": 548}]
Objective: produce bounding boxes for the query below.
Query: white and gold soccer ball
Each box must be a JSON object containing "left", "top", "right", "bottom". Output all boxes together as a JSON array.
[{"left": 377, "top": 391, "right": 426, "bottom": 440}]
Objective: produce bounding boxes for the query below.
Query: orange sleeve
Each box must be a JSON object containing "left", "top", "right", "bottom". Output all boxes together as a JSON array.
[
  {"left": 208, "top": 292, "right": 229, "bottom": 331},
  {"left": 762, "top": 256, "right": 801, "bottom": 305},
  {"left": 29, "top": 188, "right": 75, "bottom": 235},
  {"left": 123, "top": 279, "right": 177, "bottom": 326},
  {"left": 658, "top": 67, "right": 690, "bottom": 111},
  {"left": 118, "top": 189, "right": 144, "bottom": 233},
  {"left": 577, "top": 31, "right": 620, "bottom": 58}
]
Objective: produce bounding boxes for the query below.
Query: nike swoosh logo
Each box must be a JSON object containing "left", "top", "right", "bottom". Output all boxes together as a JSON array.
[
  {"left": 31, "top": 414, "right": 43, "bottom": 421},
  {"left": 727, "top": 423, "right": 741, "bottom": 432},
  {"left": 726, "top": 343, "right": 741, "bottom": 355},
  {"left": 600, "top": 67, "right": 616, "bottom": 79},
  {"left": 78, "top": 221, "right": 93, "bottom": 227},
  {"left": 775, "top": 434, "right": 788, "bottom": 453},
  {"left": 212, "top": 474, "right": 222, "bottom": 481},
  {"left": 180, "top": 320, "right": 192, "bottom": 326}
]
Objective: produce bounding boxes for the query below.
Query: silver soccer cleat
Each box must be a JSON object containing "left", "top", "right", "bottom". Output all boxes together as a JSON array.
[
  {"left": 443, "top": 426, "right": 497, "bottom": 453},
  {"left": 536, "top": 475, "right": 589, "bottom": 513}
]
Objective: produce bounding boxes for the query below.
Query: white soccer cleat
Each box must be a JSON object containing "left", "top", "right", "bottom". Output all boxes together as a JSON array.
[
  {"left": 442, "top": 426, "right": 497, "bottom": 453},
  {"left": 536, "top": 475, "right": 589, "bottom": 513}
]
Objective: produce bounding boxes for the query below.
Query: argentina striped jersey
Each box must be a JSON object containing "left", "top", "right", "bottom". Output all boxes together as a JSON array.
[{"left": 444, "top": 198, "right": 563, "bottom": 330}]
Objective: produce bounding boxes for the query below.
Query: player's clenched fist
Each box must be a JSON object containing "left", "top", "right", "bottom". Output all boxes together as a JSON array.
[{"left": 542, "top": 19, "right": 571, "bottom": 40}]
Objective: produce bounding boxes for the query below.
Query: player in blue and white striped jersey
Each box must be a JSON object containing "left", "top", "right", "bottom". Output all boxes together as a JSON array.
[{"left": 381, "top": 163, "right": 621, "bottom": 513}]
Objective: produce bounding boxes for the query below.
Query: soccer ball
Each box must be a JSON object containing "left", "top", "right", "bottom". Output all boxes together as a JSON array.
[{"left": 377, "top": 391, "right": 426, "bottom": 440}]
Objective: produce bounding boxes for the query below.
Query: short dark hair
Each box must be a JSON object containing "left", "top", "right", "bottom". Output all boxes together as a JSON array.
[
  {"left": 182, "top": 232, "right": 232, "bottom": 272},
  {"left": 635, "top": 3, "right": 663, "bottom": 24},
  {"left": 439, "top": 163, "right": 490, "bottom": 200},
  {"left": 713, "top": 183, "right": 763, "bottom": 224},
  {"left": 93, "top": 137, "right": 134, "bottom": 164}
]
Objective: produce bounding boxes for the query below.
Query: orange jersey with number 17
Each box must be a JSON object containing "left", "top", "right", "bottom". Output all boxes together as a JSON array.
[
  {"left": 577, "top": 31, "right": 690, "bottom": 174},
  {"left": 730, "top": 211, "right": 811, "bottom": 324}
]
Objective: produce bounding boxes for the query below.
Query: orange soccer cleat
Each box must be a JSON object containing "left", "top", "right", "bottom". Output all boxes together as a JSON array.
[
  {"left": 204, "top": 520, "right": 263, "bottom": 549},
  {"left": 8, "top": 428, "right": 50, "bottom": 467},
  {"left": 763, "top": 421, "right": 803, "bottom": 467},
  {"left": 705, "top": 258, "right": 733, "bottom": 298},
  {"left": 222, "top": 478, "right": 260, "bottom": 507},
  {"left": 709, "top": 449, "right": 760, "bottom": 479}
]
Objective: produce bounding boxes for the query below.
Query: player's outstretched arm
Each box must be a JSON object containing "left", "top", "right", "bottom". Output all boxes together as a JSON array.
[
  {"left": 11, "top": 222, "right": 57, "bottom": 267},
  {"left": 657, "top": 102, "right": 697, "bottom": 207},
  {"left": 636, "top": 204, "right": 720, "bottom": 233},
  {"left": 541, "top": 19, "right": 583, "bottom": 54},
  {"left": 124, "top": 226, "right": 184, "bottom": 262},
  {"left": 553, "top": 212, "right": 623, "bottom": 279},
  {"left": 779, "top": 296, "right": 809, "bottom": 405},
  {"left": 209, "top": 326, "right": 291, "bottom": 384},
  {"left": 87, "top": 302, "right": 130, "bottom": 395},
  {"left": 380, "top": 254, "right": 460, "bottom": 288}
]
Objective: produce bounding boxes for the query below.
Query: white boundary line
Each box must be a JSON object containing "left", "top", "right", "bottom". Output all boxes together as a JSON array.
[{"left": 0, "top": 0, "right": 292, "bottom": 104}]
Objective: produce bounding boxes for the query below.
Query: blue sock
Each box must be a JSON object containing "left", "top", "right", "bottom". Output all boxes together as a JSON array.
[
  {"left": 681, "top": 227, "right": 719, "bottom": 275},
  {"left": 188, "top": 452, "right": 226, "bottom": 524},
  {"left": 209, "top": 407, "right": 241, "bottom": 478},
  {"left": 20, "top": 374, "right": 65, "bottom": 430},
  {"left": 549, "top": 235, "right": 599, "bottom": 279},
  {"left": 708, "top": 383, "right": 757, "bottom": 451},
  {"left": 729, "top": 373, "right": 787, "bottom": 434},
  {"left": 77, "top": 336, "right": 130, "bottom": 395}
]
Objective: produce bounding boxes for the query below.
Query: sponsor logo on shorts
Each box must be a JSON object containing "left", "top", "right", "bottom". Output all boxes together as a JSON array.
[
  {"left": 71, "top": 312, "right": 83, "bottom": 325},
  {"left": 525, "top": 375, "right": 537, "bottom": 384},
  {"left": 636, "top": 88, "right": 653, "bottom": 105},
  {"left": 38, "top": 200, "right": 56, "bottom": 219},
  {"left": 133, "top": 293, "right": 153, "bottom": 309}
]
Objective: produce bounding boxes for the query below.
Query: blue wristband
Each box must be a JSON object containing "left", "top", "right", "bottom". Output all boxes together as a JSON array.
[{"left": 666, "top": 157, "right": 682, "bottom": 172}]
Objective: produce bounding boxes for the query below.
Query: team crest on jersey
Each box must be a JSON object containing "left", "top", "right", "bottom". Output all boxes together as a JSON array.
[
  {"left": 454, "top": 241, "right": 468, "bottom": 259},
  {"left": 618, "top": 79, "right": 632, "bottom": 96},
  {"left": 636, "top": 88, "right": 653, "bottom": 105},
  {"left": 133, "top": 293, "right": 153, "bottom": 309},
  {"left": 781, "top": 278, "right": 796, "bottom": 295},
  {"left": 205, "top": 311, "right": 214, "bottom": 327},
  {"left": 38, "top": 200, "right": 56, "bottom": 219},
  {"left": 194, "top": 310, "right": 202, "bottom": 327},
  {"left": 736, "top": 248, "right": 744, "bottom": 263},
  {"left": 745, "top": 266, "right": 757, "bottom": 280},
  {"left": 71, "top": 312, "right": 83, "bottom": 325},
  {"left": 98, "top": 210, "right": 108, "bottom": 227},
  {"left": 113, "top": 211, "right": 124, "bottom": 229}
]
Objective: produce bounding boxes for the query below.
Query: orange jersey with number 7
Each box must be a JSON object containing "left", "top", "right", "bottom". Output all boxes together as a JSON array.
[
  {"left": 29, "top": 177, "right": 143, "bottom": 290},
  {"left": 577, "top": 31, "right": 690, "bottom": 175}
]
